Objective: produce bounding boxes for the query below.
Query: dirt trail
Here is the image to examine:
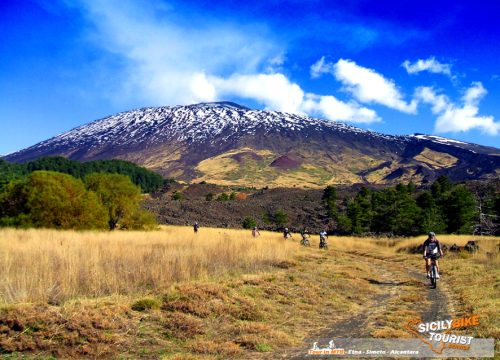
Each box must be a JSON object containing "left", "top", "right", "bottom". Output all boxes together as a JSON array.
[
  {"left": 278, "top": 253, "right": 451, "bottom": 359},
  {"left": 408, "top": 270, "right": 451, "bottom": 323}
]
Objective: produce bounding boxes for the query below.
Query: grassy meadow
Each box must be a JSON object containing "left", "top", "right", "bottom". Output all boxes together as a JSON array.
[
  {"left": 0, "top": 227, "right": 300, "bottom": 304},
  {"left": 0, "top": 227, "right": 498, "bottom": 358}
]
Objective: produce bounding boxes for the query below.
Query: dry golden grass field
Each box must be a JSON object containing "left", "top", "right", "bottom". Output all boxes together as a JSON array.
[{"left": 0, "top": 227, "right": 498, "bottom": 359}]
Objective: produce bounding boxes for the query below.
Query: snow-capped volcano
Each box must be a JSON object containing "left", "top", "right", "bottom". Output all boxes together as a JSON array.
[{"left": 4, "top": 102, "right": 500, "bottom": 188}]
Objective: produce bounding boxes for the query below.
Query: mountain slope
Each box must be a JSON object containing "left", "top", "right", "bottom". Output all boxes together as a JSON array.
[{"left": 5, "top": 102, "right": 500, "bottom": 188}]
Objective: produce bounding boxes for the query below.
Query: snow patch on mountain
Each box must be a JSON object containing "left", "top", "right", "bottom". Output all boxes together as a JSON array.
[{"left": 20, "top": 102, "right": 405, "bottom": 153}]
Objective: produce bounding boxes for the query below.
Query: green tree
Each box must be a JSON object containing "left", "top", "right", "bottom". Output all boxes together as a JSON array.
[
  {"left": 85, "top": 173, "right": 154, "bottom": 230},
  {"left": 205, "top": 192, "right": 215, "bottom": 201},
  {"left": 347, "top": 187, "right": 373, "bottom": 234},
  {"left": 242, "top": 217, "right": 257, "bottom": 229},
  {"left": 322, "top": 185, "right": 338, "bottom": 220},
  {"left": 336, "top": 214, "right": 352, "bottom": 234},
  {"left": 431, "top": 175, "right": 453, "bottom": 198},
  {"left": 273, "top": 209, "right": 288, "bottom": 227},
  {"left": 0, "top": 157, "right": 166, "bottom": 193},
  {"left": 442, "top": 185, "right": 477, "bottom": 234},
  {"left": 416, "top": 191, "right": 446, "bottom": 233},
  {"left": 390, "top": 185, "right": 421, "bottom": 235},
  {"left": 0, "top": 171, "right": 107, "bottom": 229}
]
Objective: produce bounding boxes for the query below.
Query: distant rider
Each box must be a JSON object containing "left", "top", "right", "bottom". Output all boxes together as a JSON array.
[
  {"left": 423, "top": 232, "right": 444, "bottom": 278},
  {"left": 319, "top": 230, "right": 328, "bottom": 249},
  {"left": 252, "top": 226, "right": 261, "bottom": 238},
  {"left": 193, "top": 222, "right": 199, "bottom": 233},
  {"left": 283, "top": 227, "right": 292, "bottom": 239},
  {"left": 300, "top": 228, "right": 310, "bottom": 246}
]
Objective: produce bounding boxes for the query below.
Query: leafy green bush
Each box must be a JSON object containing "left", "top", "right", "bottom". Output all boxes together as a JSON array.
[
  {"left": 131, "top": 297, "right": 161, "bottom": 311},
  {"left": 217, "top": 192, "right": 229, "bottom": 201},
  {"left": 242, "top": 217, "right": 257, "bottom": 229},
  {"left": 171, "top": 191, "right": 183, "bottom": 201}
]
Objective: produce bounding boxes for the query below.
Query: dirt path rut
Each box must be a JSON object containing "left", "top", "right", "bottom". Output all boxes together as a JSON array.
[{"left": 278, "top": 253, "right": 451, "bottom": 359}]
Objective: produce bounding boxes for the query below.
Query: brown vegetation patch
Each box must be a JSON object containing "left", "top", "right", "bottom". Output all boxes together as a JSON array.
[
  {"left": 269, "top": 259, "right": 297, "bottom": 269},
  {"left": 188, "top": 340, "right": 243, "bottom": 356},
  {"left": 0, "top": 303, "right": 133, "bottom": 358},
  {"left": 269, "top": 155, "right": 302, "bottom": 170},
  {"left": 230, "top": 151, "right": 263, "bottom": 163},
  {"left": 162, "top": 312, "right": 205, "bottom": 339}
]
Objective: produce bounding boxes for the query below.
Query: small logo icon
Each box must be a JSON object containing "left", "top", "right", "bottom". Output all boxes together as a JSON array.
[{"left": 308, "top": 339, "right": 344, "bottom": 355}]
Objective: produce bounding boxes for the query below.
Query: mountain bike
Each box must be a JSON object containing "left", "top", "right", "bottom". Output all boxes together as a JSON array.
[
  {"left": 300, "top": 234, "right": 310, "bottom": 247},
  {"left": 428, "top": 255, "right": 440, "bottom": 289},
  {"left": 319, "top": 237, "right": 328, "bottom": 249}
]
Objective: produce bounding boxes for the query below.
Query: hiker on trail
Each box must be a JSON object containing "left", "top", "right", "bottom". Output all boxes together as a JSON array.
[
  {"left": 252, "top": 226, "right": 260, "bottom": 238},
  {"left": 193, "top": 222, "right": 199, "bottom": 233}
]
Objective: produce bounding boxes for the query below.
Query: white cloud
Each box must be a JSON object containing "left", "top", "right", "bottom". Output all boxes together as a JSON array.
[
  {"left": 61, "top": 0, "right": 380, "bottom": 124},
  {"left": 414, "top": 86, "right": 448, "bottom": 113},
  {"left": 302, "top": 94, "right": 380, "bottom": 123},
  {"left": 310, "top": 56, "right": 335, "bottom": 78},
  {"left": 211, "top": 73, "right": 379, "bottom": 123},
  {"left": 462, "top": 81, "right": 486, "bottom": 105},
  {"left": 311, "top": 57, "right": 417, "bottom": 114},
  {"left": 416, "top": 82, "right": 500, "bottom": 135},
  {"left": 333, "top": 59, "right": 417, "bottom": 113},
  {"left": 402, "top": 57, "right": 452, "bottom": 77},
  {"left": 66, "top": 0, "right": 280, "bottom": 105},
  {"left": 212, "top": 73, "right": 305, "bottom": 114}
]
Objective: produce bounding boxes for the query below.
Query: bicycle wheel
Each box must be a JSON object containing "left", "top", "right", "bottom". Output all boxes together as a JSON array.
[{"left": 430, "top": 265, "right": 437, "bottom": 289}]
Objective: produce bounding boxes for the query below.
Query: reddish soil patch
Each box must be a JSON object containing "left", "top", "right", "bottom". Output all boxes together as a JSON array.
[{"left": 269, "top": 155, "right": 302, "bottom": 170}]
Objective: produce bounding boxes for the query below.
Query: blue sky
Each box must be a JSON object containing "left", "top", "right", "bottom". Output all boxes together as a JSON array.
[{"left": 1, "top": 0, "right": 500, "bottom": 154}]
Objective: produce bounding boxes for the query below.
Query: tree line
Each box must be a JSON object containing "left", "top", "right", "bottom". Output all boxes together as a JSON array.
[
  {"left": 323, "top": 176, "right": 499, "bottom": 236},
  {"left": 0, "top": 171, "right": 156, "bottom": 230},
  {"left": 0, "top": 156, "right": 167, "bottom": 193}
]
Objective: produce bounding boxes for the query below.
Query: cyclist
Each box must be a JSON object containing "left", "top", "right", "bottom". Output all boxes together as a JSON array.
[
  {"left": 252, "top": 226, "right": 261, "bottom": 238},
  {"left": 283, "top": 227, "right": 292, "bottom": 239},
  {"left": 319, "top": 230, "right": 328, "bottom": 249},
  {"left": 300, "top": 228, "right": 310, "bottom": 246},
  {"left": 193, "top": 222, "right": 199, "bottom": 233},
  {"left": 423, "top": 232, "right": 444, "bottom": 278}
]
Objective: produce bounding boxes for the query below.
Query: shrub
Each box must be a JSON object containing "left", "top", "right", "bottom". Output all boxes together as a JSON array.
[
  {"left": 131, "top": 297, "right": 161, "bottom": 311},
  {"left": 217, "top": 193, "right": 229, "bottom": 201},
  {"left": 242, "top": 217, "right": 257, "bottom": 229},
  {"left": 171, "top": 191, "right": 183, "bottom": 201},
  {"left": 255, "top": 343, "right": 272, "bottom": 352}
]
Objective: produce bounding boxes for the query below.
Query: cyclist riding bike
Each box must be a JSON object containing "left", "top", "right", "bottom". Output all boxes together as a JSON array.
[
  {"left": 252, "top": 226, "right": 261, "bottom": 238},
  {"left": 319, "top": 230, "right": 328, "bottom": 249},
  {"left": 423, "top": 232, "right": 444, "bottom": 279},
  {"left": 300, "top": 228, "right": 310, "bottom": 246},
  {"left": 283, "top": 227, "right": 292, "bottom": 239}
]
